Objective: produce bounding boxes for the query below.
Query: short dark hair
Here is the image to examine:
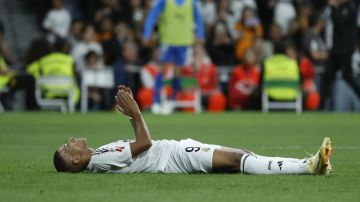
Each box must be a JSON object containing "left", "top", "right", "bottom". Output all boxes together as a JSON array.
[
  {"left": 274, "top": 42, "right": 286, "bottom": 54},
  {"left": 53, "top": 38, "right": 69, "bottom": 53},
  {"left": 53, "top": 150, "right": 69, "bottom": 172},
  {"left": 84, "top": 50, "right": 99, "bottom": 61}
]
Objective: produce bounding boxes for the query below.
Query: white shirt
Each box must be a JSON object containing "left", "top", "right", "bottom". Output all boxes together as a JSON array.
[
  {"left": 43, "top": 8, "right": 71, "bottom": 37},
  {"left": 200, "top": 1, "right": 216, "bottom": 26},
  {"left": 231, "top": 0, "right": 257, "bottom": 22},
  {"left": 71, "top": 42, "right": 103, "bottom": 72},
  {"left": 87, "top": 139, "right": 178, "bottom": 173},
  {"left": 274, "top": 0, "right": 296, "bottom": 34}
]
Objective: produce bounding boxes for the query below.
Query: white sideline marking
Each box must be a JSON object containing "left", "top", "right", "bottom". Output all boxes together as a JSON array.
[{"left": 252, "top": 146, "right": 360, "bottom": 150}]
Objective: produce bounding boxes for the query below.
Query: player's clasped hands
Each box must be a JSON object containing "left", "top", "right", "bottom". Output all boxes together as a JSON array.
[{"left": 115, "top": 85, "right": 140, "bottom": 118}]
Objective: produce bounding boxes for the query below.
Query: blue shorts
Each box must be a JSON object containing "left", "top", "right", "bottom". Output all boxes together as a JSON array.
[{"left": 159, "top": 45, "right": 190, "bottom": 67}]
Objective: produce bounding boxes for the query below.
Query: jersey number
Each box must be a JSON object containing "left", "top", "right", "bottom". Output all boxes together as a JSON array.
[{"left": 185, "top": 147, "right": 200, "bottom": 152}]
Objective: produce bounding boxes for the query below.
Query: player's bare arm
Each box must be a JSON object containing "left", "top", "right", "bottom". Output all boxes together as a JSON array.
[{"left": 115, "top": 85, "right": 152, "bottom": 157}]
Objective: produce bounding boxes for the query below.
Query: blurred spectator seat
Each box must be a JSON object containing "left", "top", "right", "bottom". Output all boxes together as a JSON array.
[
  {"left": 162, "top": 77, "right": 202, "bottom": 113},
  {"left": 81, "top": 68, "right": 114, "bottom": 112},
  {"left": 27, "top": 50, "right": 80, "bottom": 112},
  {"left": 197, "top": 63, "right": 226, "bottom": 112},
  {"left": 137, "top": 63, "right": 161, "bottom": 110},
  {"left": 35, "top": 76, "right": 75, "bottom": 113},
  {"left": 262, "top": 80, "right": 302, "bottom": 113},
  {"left": 262, "top": 55, "right": 302, "bottom": 113},
  {"left": 0, "top": 87, "right": 9, "bottom": 113},
  {"left": 177, "top": 78, "right": 202, "bottom": 113}
]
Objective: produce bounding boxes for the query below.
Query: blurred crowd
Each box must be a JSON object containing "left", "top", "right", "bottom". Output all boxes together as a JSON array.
[{"left": 1, "top": 0, "right": 360, "bottom": 112}]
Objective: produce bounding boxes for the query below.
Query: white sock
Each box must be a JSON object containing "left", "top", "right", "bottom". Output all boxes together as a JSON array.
[
  {"left": 240, "top": 154, "right": 309, "bottom": 175},
  {"left": 253, "top": 153, "right": 307, "bottom": 164}
]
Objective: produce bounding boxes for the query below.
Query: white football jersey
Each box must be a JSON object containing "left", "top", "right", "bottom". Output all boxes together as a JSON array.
[
  {"left": 87, "top": 139, "right": 178, "bottom": 173},
  {"left": 87, "top": 139, "right": 220, "bottom": 174}
]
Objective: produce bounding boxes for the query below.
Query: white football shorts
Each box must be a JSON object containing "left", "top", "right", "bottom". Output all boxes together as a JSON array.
[{"left": 164, "top": 138, "right": 221, "bottom": 173}]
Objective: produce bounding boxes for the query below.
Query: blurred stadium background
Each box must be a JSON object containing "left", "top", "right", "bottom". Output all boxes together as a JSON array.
[{"left": 0, "top": 0, "right": 359, "bottom": 113}]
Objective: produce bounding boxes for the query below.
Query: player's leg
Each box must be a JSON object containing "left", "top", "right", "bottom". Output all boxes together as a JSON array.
[
  {"left": 251, "top": 153, "right": 307, "bottom": 164},
  {"left": 171, "top": 46, "right": 190, "bottom": 100},
  {"left": 216, "top": 146, "right": 306, "bottom": 164},
  {"left": 340, "top": 53, "right": 360, "bottom": 99},
  {"left": 152, "top": 45, "right": 173, "bottom": 114},
  {"left": 153, "top": 66, "right": 166, "bottom": 104},
  {"left": 212, "top": 148, "right": 244, "bottom": 173},
  {"left": 239, "top": 153, "right": 310, "bottom": 175},
  {"left": 319, "top": 53, "right": 338, "bottom": 109},
  {"left": 212, "top": 137, "right": 333, "bottom": 175},
  {"left": 165, "top": 139, "right": 223, "bottom": 173},
  {"left": 172, "top": 67, "right": 182, "bottom": 100},
  {"left": 212, "top": 148, "right": 309, "bottom": 174}
]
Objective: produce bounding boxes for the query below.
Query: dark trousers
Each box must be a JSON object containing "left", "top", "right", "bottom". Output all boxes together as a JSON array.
[
  {"left": 9, "top": 74, "right": 38, "bottom": 110},
  {"left": 320, "top": 52, "right": 360, "bottom": 109}
]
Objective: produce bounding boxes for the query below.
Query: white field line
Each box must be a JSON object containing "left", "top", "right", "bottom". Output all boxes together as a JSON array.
[{"left": 251, "top": 146, "right": 360, "bottom": 150}]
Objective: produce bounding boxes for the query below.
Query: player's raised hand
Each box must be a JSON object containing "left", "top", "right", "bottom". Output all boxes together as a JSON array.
[
  {"left": 115, "top": 88, "right": 140, "bottom": 119},
  {"left": 117, "top": 85, "right": 133, "bottom": 98}
]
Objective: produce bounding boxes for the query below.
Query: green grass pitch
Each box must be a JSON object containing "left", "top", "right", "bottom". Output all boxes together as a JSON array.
[{"left": 1, "top": 112, "right": 360, "bottom": 202}]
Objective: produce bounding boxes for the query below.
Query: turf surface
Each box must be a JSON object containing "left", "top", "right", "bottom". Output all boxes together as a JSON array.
[{"left": 0, "top": 112, "right": 359, "bottom": 202}]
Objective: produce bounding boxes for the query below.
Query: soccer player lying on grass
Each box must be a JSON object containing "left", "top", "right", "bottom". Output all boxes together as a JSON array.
[{"left": 53, "top": 85, "right": 333, "bottom": 175}]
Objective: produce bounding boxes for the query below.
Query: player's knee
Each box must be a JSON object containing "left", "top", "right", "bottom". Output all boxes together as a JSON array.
[
  {"left": 226, "top": 152, "right": 243, "bottom": 167},
  {"left": 228, "top": 152, "right": 243, "bottom": 172},
  {"left": 233, "top": 152, "right": 243, "bottom": 166}
]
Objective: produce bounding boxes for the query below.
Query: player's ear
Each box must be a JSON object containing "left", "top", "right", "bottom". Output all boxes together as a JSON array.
[{"left": 72, "top": 155, "right": 80, "bottom": 165}]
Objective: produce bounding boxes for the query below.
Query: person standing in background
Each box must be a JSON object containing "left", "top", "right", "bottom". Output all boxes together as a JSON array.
[
  {"left": 234, "top": 6, "right": 263, "bottom": 62},
  {"left": 274, "top": 0, "right": 296, "bottom": 35},
  {"left": 0, "top": 53, "right": 38, "bottom": 110},
  {"left": 143, "top": 0, "right": 205, "bottom": 114},
  {"left": 0, "top": 19, "right": 16, "bottom": 65},
  {"left": 320, "top": 0, "right": 360, "bottom": 109},
  {"left": 71, "top": 25, "right": 104, "bottom": 73},
  {"left": 113, "top": 41, "right": 142, "bottom": 98},
  {"left": 303, "top": 17, "right": 329, "bottom": 74},
  {"left": 27, "top": 39, "right": 80, "bottom": 105},
  {"left": 43, "top": 0, "right": 71, "bottom": 43},
  {"left": 194, "top": 45, "right": 226, "bottom": 112},
  {"left": 228, "top": 48, "right": 260, "bottom": 110},
  {"left": 0, "top": 21, "right": 37, "bottom": 110}
]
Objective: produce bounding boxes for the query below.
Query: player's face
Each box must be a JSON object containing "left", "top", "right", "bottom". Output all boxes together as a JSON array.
[
  {"left": 58, "top": 137, "right": 89, "bottom": 158},
  {"left": 56, "top": 137, "right": 92, "bottom": 172}
]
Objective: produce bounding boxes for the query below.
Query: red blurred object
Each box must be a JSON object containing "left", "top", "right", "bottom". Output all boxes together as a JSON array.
[
  {"left": 176, "top": 91, "right": 195, "bottom": 112},
  {"left": 228, "top": 64, "right": 260, "bottom": 109},
  {"left": 306, "top": 91, "right": 320, "bottom": 110},
  {"left": 137, "top": 88, "right": 153, "bottom": 110},
  {"left": 299, "top": 57, "right": 315, "bottom": 79},
  {"left": 299, "top": 57, "right": 320, "bottom": 110},
  {"left": 181, "top": 65, "right": 195, "bottom": 76},
  {"left": 197, "top": 63, "right": 218, "bottom": 94},
  {"left": 302, "top": 79, "right": 316, "bottom": 92},
  {"left": 208, "top": 92, "right": 227, "bottom": 112}
]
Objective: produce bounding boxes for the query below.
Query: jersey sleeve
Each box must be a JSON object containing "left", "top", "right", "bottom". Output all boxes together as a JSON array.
[
  {"left": 88, "top": 141, "right": 134, "bottom": 173},
  {"left": 193, "top": 0, "right": 205, "bottom": 40},
  {"left": 143, "top": 0, "right": 166, "bottom": 40}
]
